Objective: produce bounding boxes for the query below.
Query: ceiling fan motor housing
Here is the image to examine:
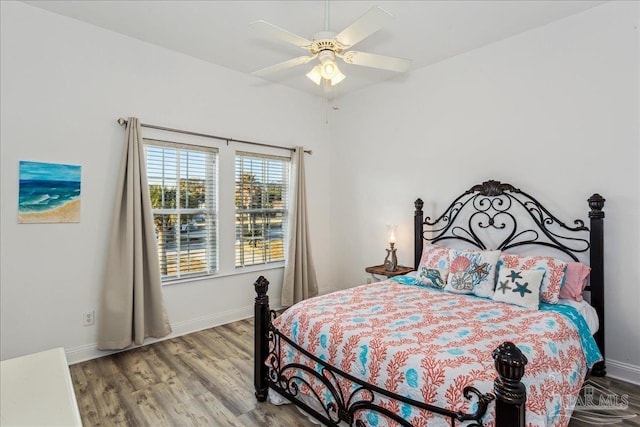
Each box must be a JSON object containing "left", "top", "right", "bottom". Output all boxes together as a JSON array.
[{"left": 310, "top": 31, "right": 344, "bottom": 55}]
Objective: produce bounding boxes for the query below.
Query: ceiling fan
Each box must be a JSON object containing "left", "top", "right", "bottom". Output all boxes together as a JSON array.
[{"left": 250, "top": 3, "right": 412, "bottom": 87}]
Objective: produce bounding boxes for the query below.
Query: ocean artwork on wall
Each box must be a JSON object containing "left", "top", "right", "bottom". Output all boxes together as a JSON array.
[{"left": 18, "top": 161, "right": 81, "bottom": 223}]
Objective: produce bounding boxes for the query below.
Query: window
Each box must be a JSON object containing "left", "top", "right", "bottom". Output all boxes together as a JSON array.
[
  {"left": 235, "top": 152, "right": 290, "bottom": 267},
  {"left": 145, "top": 139, "right": 218, "bottom": 281}
]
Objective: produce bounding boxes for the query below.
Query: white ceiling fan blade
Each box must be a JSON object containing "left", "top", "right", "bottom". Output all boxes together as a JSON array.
[
  {"left": 335, "top": 7, "right": 394, "bottom": 49},
  {"left": 253, "top": 55, "right": 315, "bottom": 77},
  {"left": 249, "top": 20, "right": 312, "bottom": 48},
  {"left": 341, "top": 51, "right": 412, "bottom": 73}
]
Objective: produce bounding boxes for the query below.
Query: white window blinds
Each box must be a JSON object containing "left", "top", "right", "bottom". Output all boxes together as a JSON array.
[
  {"left": 144, "top": 139, "right": 218, "bottom": 281},
  {"left": 235, "top": 151, "right": 290, "bottom": 268}
]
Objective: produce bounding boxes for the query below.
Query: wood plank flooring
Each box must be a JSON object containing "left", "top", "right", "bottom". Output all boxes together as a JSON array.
[
  {"left": 71, "top": 320, "right": 315, "bottom": 427},
  {"left": 70, "top": 318, "right": 639, "bottom": 426},
  {"left": 568, "top": 375, "right": 640, "bottom": 427}
]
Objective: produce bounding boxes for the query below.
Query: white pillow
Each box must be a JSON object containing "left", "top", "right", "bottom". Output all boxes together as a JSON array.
[
  {"left": 558, "top": 298, "right": 600, "bottom": 334},
  {"left": 493, "top": 268, "right": 545, "bottom": 309},
  {"left": 497, "top": 253, "right": 567, "bottom": 304},
  {"left": 444, "top": 249, "right": 501, "bottom": 297}
]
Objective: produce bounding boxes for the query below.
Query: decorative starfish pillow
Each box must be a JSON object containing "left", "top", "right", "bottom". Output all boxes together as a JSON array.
[
  {"left": 493, "top": 268, "right": 545, "bottom": 309},
  {"left": 444, "top": 249, "right": 501, "bottom": 297},
  {"left": 497, "top": 254, "right": 567, "bottom": 304}
]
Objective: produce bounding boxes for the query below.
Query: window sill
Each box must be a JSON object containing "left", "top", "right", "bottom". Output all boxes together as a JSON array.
[{"left": 161, "top": 262, "right": 285, "bottom": 286}]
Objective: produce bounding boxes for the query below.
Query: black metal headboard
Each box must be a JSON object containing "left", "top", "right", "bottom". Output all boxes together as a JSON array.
[{"left": 413, "top": 180, "right": 606, "bottom": 375}]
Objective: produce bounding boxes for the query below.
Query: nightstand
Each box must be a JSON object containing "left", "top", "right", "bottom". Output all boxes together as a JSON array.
[{"left": 365, "top": 265, "right": 414, "bottom": 282}]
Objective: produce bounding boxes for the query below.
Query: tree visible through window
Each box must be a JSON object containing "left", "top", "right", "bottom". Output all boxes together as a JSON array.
[
  {"left": 235, "top": 152, "right": 290, "bottom": 267},
  {"left": 145, "top": 139, "right": 217, "bottom": 281}
]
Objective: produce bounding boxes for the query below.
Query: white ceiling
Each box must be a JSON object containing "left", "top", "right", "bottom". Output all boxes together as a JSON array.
[{"left": 24, "top": 0, "right": 606, "bottom": 99}]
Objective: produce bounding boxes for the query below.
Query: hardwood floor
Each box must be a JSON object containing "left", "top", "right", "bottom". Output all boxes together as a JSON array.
[
  {"left": 568, "top": 375, "right": 640, "bottom": 427},
  {"left": 71, "top": 320, "right": 316, "bottom": 427},
  {"left": 71, "top": 319, "right": 639, "bottom": 426}
]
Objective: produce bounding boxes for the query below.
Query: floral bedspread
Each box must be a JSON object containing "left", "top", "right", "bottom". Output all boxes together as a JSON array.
[{"left": 270, "top": 281, "right": 599, "bottom": 427}]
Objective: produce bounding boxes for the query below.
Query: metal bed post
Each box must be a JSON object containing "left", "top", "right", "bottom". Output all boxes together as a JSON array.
[
  {"left": 493, "top": 342, "right": 528, "bottom": 427},
  {"left": 253, "top": 276, "right": 271, "bottom": 401},
  {"left": 588, "top": 193, "right": 606, "bottom": 376},
  {"left": 414, "top": 198, "right": 424, "bottom": 270}
]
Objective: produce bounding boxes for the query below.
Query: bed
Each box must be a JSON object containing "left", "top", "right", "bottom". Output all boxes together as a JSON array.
[{"left": 253, "top": 180, "right": 606, "bottom": 427}]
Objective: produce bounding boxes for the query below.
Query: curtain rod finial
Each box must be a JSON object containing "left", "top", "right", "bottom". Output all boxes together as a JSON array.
[{"left": 117, "top": 118, "right": 127, "bottom": 126}]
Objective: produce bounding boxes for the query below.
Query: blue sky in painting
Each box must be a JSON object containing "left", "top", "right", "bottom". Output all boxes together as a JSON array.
[{"left": 19, "top": 161, "right": 81, "bottom": 182}]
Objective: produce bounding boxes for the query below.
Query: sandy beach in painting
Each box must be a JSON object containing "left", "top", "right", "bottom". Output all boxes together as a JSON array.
[{"left": 18, "top": 199, "right": 80, "bottom": 223}]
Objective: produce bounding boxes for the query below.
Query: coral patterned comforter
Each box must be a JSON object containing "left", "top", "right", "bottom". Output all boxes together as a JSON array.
[{"left": 270, "top": 280, "right": 600, "bottom": 427}]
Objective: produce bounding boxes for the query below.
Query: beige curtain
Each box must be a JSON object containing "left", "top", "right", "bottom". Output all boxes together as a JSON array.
[
  {"left": 97, "top": 117, "right": 171, "bottom": 350},
  {"left": 281, "top": 147, "right": 318, "bottom": 306}
]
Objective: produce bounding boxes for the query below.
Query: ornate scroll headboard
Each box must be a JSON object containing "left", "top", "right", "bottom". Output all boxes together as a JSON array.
[{"left": 413, "top": 180, "right": 606, "bottom": 375}]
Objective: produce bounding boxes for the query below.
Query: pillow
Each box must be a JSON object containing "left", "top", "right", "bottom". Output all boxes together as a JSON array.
[
  {"left": 498, "top": 254, "right": 567, "bottom": 304},
  {"left": 559, "top": 262, "right": 591, "bottom": 302},
  {"left": 416, "top": 267, "right": 448, "bottom": 289},
  {"left": 559, "top": 298, "right": 599, "bottom": 334},
  {"left": 493, "top": 269, "right": 545, "bottom": 309},
  {"left": 444, "top": 249, "right": 501, "bottom": 297},
  {"left": 418, "top": 244, "right": 450, "bottom": 271}
]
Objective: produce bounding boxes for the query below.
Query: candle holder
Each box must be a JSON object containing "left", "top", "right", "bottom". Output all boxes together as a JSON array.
[
  {"left": 384, "top": 242, "right": 398, "bottom": 272},
  {"left": 384, "top": 224, "right": 398, "bottom": 272}
]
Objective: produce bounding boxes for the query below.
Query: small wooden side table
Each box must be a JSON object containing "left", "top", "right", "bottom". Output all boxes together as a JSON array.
[{"left": 365, "top": 265, "right": 414, "bottom": 282}]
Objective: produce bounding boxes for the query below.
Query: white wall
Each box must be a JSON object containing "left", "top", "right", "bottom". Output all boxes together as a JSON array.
[
  {"left": 0, "top": 1, "right": 332, "bottom": 363},
  {"left": 2, "top": 0, "right": 638, "bottom": 384},
  {"left": 329, "top": 1, "right": 640, "bottom": 382}
]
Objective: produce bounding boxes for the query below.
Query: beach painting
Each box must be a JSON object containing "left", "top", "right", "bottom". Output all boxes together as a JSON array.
[{"left": 18, "top": 161, "right": 81, "bottom": 223}]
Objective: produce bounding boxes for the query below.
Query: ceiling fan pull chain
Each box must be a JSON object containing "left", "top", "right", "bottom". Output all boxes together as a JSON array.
[{"left": 324, "top": 88, "right": 329, "bottom": 125}]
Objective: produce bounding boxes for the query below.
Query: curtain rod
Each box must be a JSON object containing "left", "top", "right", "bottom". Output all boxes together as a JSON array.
[{"left": 116, "top": 118, "right": 312, "bottom": 154}]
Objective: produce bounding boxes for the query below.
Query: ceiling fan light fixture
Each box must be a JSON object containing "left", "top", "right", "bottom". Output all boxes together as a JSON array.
[
  {"left": 330, "top": 70, "right": 346, "bottom": 86},
  {"left": 306, "top": 65, "right": 322, "bottom": 85},
  {"left": 321, "top": 60, "right": 338, "bottom": 79},
  {"left": 317, "top": 50, "right": 341, "bottom": 79}
]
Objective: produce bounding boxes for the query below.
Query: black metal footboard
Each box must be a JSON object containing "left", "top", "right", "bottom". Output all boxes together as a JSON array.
[{"left": 254, "top": 276, "right": 527, "bottom": 427}]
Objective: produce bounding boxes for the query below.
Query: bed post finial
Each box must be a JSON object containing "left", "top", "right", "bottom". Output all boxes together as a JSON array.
[
  {"left": 588, "top": 194, "right": 605, "bottom": 218},
  {"left": 254, "top": 276, "right": 271, "bottom": 401},
  {"left": 414, "top": 198, "right": 424, "bottom": 270},
  {"left": 255, "top": 275, "right": 269, "bottom": 300},
  {"left": 493, "top": 342, "right": 527, "bottom": 427}
]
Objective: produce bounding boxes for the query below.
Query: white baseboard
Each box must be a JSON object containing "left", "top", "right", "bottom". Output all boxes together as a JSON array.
[
  {"left": 606, "top": 358, "right": 640, "bottom": 385},
  {"left": 65, "top": 304, "right": 256, "bottom": 364}
]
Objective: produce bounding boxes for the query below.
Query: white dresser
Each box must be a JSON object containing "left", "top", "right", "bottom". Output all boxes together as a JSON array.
[{"left": 1, "top": 347, "right": 82, "bottom": 426}]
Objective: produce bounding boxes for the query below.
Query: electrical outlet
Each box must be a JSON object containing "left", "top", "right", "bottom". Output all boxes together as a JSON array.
[
  {"left": 83, "top": 311, "right": 95, "bottom": 326},
  {"left": 366, "top": 276, "right": 372, "bottom": 284}
]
